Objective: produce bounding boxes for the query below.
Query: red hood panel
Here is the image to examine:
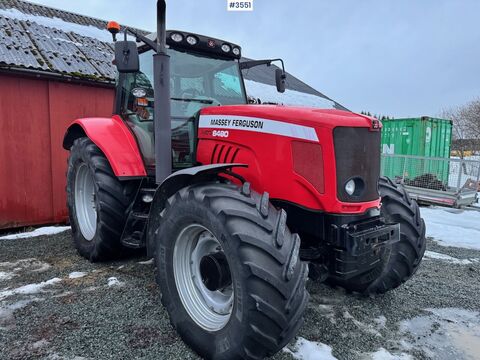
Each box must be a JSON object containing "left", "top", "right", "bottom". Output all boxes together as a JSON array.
[{"left": 200, "top": 105, "right": 374, "bottom": 129}]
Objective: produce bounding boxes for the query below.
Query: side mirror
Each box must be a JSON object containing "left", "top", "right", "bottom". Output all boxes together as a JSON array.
[
  {"left": 114, "top": 41, "right": 139, "bottom": 73},
  {"left": 275, "top": 68, "right": 286, "bottom": 93}
]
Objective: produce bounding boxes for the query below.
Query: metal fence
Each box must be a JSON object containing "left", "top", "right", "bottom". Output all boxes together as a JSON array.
[{"left": 381, "top": 154, "right": 480, "bottom": 207}]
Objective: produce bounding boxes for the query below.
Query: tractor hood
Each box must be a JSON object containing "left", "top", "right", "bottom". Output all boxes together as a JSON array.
[{"left": 199, "top": 105, "right": 377, "bottom": 130}]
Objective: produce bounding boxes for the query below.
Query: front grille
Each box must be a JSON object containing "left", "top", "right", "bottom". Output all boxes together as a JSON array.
[{"left": 334, "top": 127, "right": 380, "bottom": 202}]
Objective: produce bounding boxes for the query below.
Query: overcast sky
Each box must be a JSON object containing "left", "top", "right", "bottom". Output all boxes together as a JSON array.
[{"left": 27, "top": 0, "right": 480, "bottom": 118}]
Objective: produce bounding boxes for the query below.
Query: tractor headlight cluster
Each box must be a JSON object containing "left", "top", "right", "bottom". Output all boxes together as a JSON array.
[
  {"left": 232, "top": 47, "right": 241, "bottom": 56},
  {"left": 345, "top": 179, "right": 356, "bottom": 196},
  {"left": 344, "top": 177, "right": 365, "bottom": 197}
]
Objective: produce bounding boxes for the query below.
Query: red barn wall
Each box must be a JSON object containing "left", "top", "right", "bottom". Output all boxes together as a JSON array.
[{"left": 0, "top": 73, "right": 114, "bottom": 229}]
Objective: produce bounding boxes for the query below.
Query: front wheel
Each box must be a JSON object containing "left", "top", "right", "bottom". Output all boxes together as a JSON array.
[
  {"left": 328, "top": 177, "right": 426, "bottom": 294},
  {"left": 154, "top": 182, "right": 309, "bottom": 360}
]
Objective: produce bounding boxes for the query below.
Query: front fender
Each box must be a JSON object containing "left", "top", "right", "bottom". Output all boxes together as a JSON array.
[
  {"left": 63, "top": 115, "right": 146, "bottom": 178},
  {"left": 146, "top": 163, "right": 247, "bottom": 256}
]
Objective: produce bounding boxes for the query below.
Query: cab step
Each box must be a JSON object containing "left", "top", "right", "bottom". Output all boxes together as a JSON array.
[
  {"left": 122, "top": 231, "right": 145, "bottom": 249},
  {"left": 120, "top": 181, "right": 158, "bottom": 249}
]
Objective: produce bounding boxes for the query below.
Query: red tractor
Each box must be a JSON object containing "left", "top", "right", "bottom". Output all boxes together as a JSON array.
[{"left": 63, "top": 2, "right": 426, "bottom": 359}]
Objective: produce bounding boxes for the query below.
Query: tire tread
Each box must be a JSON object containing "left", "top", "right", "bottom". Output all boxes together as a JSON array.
[{"left": 154, "top": 182, "right": 308, "bottom": 359}]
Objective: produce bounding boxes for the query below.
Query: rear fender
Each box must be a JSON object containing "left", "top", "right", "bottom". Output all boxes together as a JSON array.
[
  {"left": 63, "top": 115, "right": 147, "bottom": 178},
  {"left": 146, "top": 163, "right": 247, "bottom": 256}
]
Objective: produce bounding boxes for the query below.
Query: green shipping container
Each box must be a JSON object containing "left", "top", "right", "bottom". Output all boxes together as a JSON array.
[{"left": 380, "top": 117, "right": 453, "bottom": 183}]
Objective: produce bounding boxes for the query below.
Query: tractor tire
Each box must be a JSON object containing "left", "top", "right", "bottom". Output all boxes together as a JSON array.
[
  {"left": 66, "top": 137, "right": 138, "bottom": 262},
  {"left": 329, "top": 177, "right": 426, "bottom": 294},
  {"left": 153, "top": 182, "right": 309, "bottom": 360}
]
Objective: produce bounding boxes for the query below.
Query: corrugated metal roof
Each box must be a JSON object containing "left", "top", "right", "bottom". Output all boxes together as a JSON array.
[
  {"left": 0, "top": 0, "right": 143, "bottom": 82},
  {"left": 0, "top": 0, "right": 342, "bottom": 108},
  {"left": 0, "top": 0, "right": 125, "bottom": 35}
]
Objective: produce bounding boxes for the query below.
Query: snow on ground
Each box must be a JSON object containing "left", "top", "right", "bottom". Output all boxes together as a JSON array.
[
  {"left": 283, "top": 337, "right": 338, "bottom": 360},
  {"left": 373, "top": 315, "right": 387, "bottom": 329},
  {"left": 359, "top": 308, "right": 480, "bottom": 360},
  {"left": 68, "top": 272, "right": 87, "bottom": 279},
  {"left": 0, "top": 226, "right": 70, "bottom": 240},
  {"left": 365, "top": 348, "right": 413, "bottom": 360},
  {"left": 343, "top": 310, "right": 382, "bottom": 337},
  {"left": 317, "top": 304, "right": 336, "bottom": 324},
  {"left": 0, "top": 278, "right": 61, "bottom": 300},
  {"left": 0, "top": 8, "right": 114, "bottom": 42},
  {"left": 0, "top": 258, "right": 52, "bottom": 273},
  {"left": 137, "top": 259, "right": 154, "bottom": 265},
  {"left": 244, "top": 80, "right": 335, "bottom": 109},
  {"left": 398, "top": 308, "right": 480, "bottom": 360},
  {"left": 107, "top": 277, "right": 122, "bottom": 287},
  {"left": 424, "top": 251, "right": 478, "bottom": 265},
  {"left": 420, "top": 207, "right": 480, "bottom": 250},
  {"left": 0, "top": 272, "right": 15, "bottom": 281},
  {"left": 31, "top": 339, "right": 50, "bottom": 351},
  {"left": 0, "top": 298, "right": 41, "bottom": 327},
  {"left": 0, "top": 258, "right": 52, "bottom": 283}
]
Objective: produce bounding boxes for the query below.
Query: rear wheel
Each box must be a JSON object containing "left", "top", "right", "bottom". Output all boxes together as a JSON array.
[
  {"left": 66, "top": 137, "right": 138, "bottom": 261},
  {"left": 154, "top": 182, "right": 309, "bottom": 359},
  {"left": 328, "top": 177, "right": 426, "bottom": 294}
]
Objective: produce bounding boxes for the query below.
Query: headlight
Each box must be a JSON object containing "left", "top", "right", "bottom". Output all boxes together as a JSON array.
[
  {"left": 232, "top": 47, "right": 240, "bottom": 56},
  {"left": 345, "top": 179, "right": 356, "bottom": 195},
  {"left": 186, "top": 35, "right": 197, "bottom": 45},
  {"left": 221, "top": 44, "right": 231, "bottom": 53},
  {"left": 171, "top": 33, "right": 183, "bottom": 42}
]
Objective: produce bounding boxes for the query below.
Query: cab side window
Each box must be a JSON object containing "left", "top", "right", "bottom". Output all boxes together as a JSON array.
[
  {"left": 120, "top": 51, "right": 155, "bottom": 123},
  {"left": 118, "top": 50, "right": 195, "bottom": 169},
  {"left": 119, "top": 51, "right": 156, "bottom": 167}
]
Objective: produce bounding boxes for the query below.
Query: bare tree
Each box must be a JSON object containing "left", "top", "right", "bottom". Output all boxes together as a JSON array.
[
  {"left": 459, "top": 98, "right": 480, "bottom": 139},
  {"left": 441, "top": 98, "right": 480, "bottom": 159}
]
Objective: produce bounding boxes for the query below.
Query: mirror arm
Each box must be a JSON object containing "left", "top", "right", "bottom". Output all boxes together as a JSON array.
[
  {"left": 271, "top": 58, "right": 285, "bottom": 73},
  {"left": 239, "top": 58, "right": 285, "bottom": 72},
  {"left": 239, "top": 59, "right": 271, "bottom": 70},
  {"left": 125, "top": 28, "right": 159, "bottom": 52}
]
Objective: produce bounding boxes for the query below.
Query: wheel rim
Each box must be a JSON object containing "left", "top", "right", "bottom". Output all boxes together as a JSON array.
[
  {"left": 74, "top": 163, "right": 97, "bottom": 241},
  {"left": 173, "top": 224, "right": 234, "bottom": 331}
]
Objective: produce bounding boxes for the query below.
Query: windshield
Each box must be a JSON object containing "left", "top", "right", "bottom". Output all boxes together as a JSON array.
[
  {"left": 241, "top": 63, "right": 347, "bottom": 110},
  {"left": 137, "top": 49, "right": 247, "bottom": 118}
]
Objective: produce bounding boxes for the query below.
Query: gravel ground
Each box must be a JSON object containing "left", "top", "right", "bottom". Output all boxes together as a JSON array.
[{"left": 1, "top": 231, "right": 479, "bottom": 360}]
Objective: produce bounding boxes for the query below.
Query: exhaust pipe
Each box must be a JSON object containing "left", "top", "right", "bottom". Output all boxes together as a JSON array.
[{"left": 153, "top": 0, "right": 171, "bottom": 184}]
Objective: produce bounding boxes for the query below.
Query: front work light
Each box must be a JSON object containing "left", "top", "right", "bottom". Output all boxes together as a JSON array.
[
  {"left": 186, "top": 35, "right": 197, "bottom": 45},
  {"left": 221, "top": 44, "right": 231, "bottom": 53},
  {"left": 171, "top": 33, "right": 183, "bottom": 42},
  {"left": 232, "top": 47, "right": 240, "bottom": 56}
]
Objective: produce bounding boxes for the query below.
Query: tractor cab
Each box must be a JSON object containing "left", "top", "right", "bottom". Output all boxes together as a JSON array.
[{"left": 115, "top": 31, "right": 249, "bottom": 172}]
